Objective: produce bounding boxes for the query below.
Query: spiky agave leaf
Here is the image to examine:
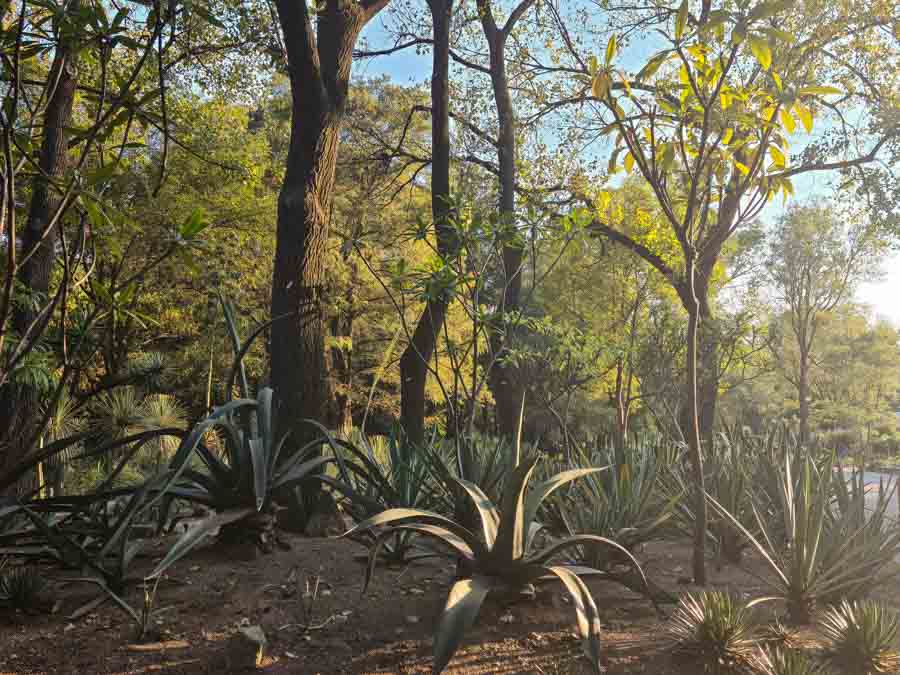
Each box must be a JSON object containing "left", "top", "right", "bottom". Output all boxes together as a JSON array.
[
  {"left": 757, "top": 646, "right": 822, "bottom": 675},
  {"left": 667, "top": 592, "right": 759, "bottom": 674},
  {"left": 820, "top": 600, "right": 900, "bottom": 675},
  {"left": 432, "top": 576, "right": 492, "bottom": 675}
]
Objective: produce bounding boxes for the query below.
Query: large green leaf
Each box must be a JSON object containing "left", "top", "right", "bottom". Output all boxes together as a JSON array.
[
  {"left": 453, "top": 478, "right": 500, "bottom": 548},
  {"left": 546, "top": 566, "right": 603, "bottom": 672},
  {"left": 490, "top": 456, "right": 540, "bottom": 565},
  {"left": 362, "top": 524, "right": 476, "bottom": 594},
  {"left": 345, "top": 508, "right": 483, "bottom": 555},
  {"left": 523, "top": 467, "right": 606, "bottom": 545},
  {"left": 432, "top": 576, "right": 493, "bottom": 675},
  {"left": 146, "top": 508, "right": 255, "bottom": 579},
  {"left": 272, "top": 455, "right": 333, "bottom": 491}
]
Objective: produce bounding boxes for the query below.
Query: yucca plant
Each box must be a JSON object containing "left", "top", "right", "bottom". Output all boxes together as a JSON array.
[
  {"left": 760, "top": 617, "right": 803, "bottom": 650},
  {"left": 667, "top": 592, "right": 760, "bottom": 675},
  {"left": 710, "top": 452, "right": 900, "bottom": 625},
  {"left": 147, "top": 387, "right": 333, "bottom": 578},
  {"left": 758, "top": 646, "right": 822, "bottom": 675},
  {"left": 319, "top": 427, "right": 442, "bottom": 564},
  {"left": 348, "top": 455, "right": 650, "bottom": 674},
  {"left": 820, "top": 601, "right": 900, "bottom": 675},
  {"left": 0, "top": 565, "right": 47, "bottom": 610}
]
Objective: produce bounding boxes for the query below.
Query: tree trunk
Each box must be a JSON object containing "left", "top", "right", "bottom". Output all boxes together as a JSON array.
[
  {"left": 697, "top": 298, "right": 719, "bottom": 449},
  {"left": 270, "top": 1, "right": 373, "bottom": 448},
  {"left": 478, "top": 0, "right": 530, "bottom": 441},
  {"left": 684, "top": 258, "right": 707, "bottom": 585},
  {"left": 0, "top": 44, "right": 78, "bottom": 495},
  {"left": 398, "top": 0, "right": 454, "bottom": 448}
]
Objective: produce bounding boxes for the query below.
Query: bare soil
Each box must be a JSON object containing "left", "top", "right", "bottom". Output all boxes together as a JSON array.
[{"left": 0, "top": 534, "right": 883, "bottom": 674}]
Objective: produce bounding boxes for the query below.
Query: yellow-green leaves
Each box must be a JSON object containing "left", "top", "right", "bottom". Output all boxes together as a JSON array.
[
  {"left": 794, "top": 103, "right": 813, "bottom": 133},
  {"left": 779, "top": 108, "right": 796, "bottom": 134},
  {"left": 798, "top": 85, "right": 842, "bottom": 96},
  {"left": 637, "top": 51, "right": 670, "bottom": 81},
  {"left": 675, "top": 0, "right": 689, "bottom": 41},
  {"left": 624, "top": 152, "right": 635, "bottom": 173},
  {"left": 733, "top": 160, "right": 751, "bottom": 176},
  {"left": 722, "top": 128, "right": 734, "bottom": 145},
  {"left": 768, "top": 145, "right": 786, "bottom": 168},
  {"left": 605, "top": 35, "right": 618, "bottom": 66},
  {"left": 592, "top": 71, "right": 612, "bottom": 99},
  {"left": 748, "top": 36, "right": 772, "bottom": 70}
]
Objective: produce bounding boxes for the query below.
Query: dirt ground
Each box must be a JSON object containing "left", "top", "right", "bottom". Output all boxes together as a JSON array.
[{"left": 0, "top": 534, "right": 873, "bottom": 675}]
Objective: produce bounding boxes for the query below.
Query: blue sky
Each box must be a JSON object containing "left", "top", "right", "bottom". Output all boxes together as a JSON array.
[{"left": 355, "top": 21, "right": 900, "bottom": 327}]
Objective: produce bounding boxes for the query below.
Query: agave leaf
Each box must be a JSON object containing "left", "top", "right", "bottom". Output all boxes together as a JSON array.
[
  {"left": 454, "top": 478, "right": 500, "bottom": 548},
  {"left": 98, "top": 481, "right": 154, "bottom": 558},
  {"left": 363, "top": 524, "right": 476, "bottom": 594},
  {"left": 272, "top": 455, "right": 333, "bottom": 491},
  {"left": 490, "top": 456, "right": 540, "bottom": 565},
  {"left": 708, "top": 494, "right": 789, "bottom": 588},
  {"left": 317, "top": 474, "right": 387, "bottom": 515},
  {"left": 219, "top": 293, "right": 249, "bottom": 400},
  {"left": 432, "top": 575, "right": 493, "bottom": 675},
  {"left": 146, "top": 507, "right": 255, "bottom": 579},
  {"left": 248, "top": 438, "right": 267, "bottom": 511},
  {"left": 345, "top": 507, "right": 482, "bottom": 554},
  {"left": 523, "top": 467, "right": 607, "bottom": 545},
  {"left": 546, "top": 565, "right": 603, "bottom": 671}
]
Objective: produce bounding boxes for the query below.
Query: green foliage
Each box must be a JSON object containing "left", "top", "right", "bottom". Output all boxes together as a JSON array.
[
  {"left": 545, "top": 443, "right": 676, "bottom": 571},
  {"left": 320, "top": 428, "right": 441, "bottom": 563},
  {"left": 667, "top": 592, "right": 760, "bottom": 675},
  {"left": 148, "top": 388, "right": 333, "bottom": 578},
  {"left": 820, "top": 601, "right": 900, "bottom": 675},
  {"left": 758, "top": 647, "right": 822, "bottom": 675},
  {"left": 710, "top": 450, "right": 900, "bottom": 624},
  {"left": 0, "top": 566, "right": 47, "bottom": 611},
  {"left": 348, "top": 455, "right": 648, "bottom": 674}
]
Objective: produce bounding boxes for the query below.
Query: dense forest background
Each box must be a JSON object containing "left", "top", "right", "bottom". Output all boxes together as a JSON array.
[{"left": 0, "top": 0, "right": 898, "bottom": 505}]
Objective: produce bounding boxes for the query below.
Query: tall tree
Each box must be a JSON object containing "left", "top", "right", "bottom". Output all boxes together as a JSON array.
[
  {"left": 270, "top": 0, "right": 391, "bottom": 448},
  {"left": 580, "top": 0, "right": 898, "bottom": 583},
  {"left": 398, "top": 0, "right": 456, "bottom": 447},
  {"left": 475, "top": 0, "right": 537, "bottom": 439},
  {"left": 767, "top": 203, "right": 880, "bottom": 443}
]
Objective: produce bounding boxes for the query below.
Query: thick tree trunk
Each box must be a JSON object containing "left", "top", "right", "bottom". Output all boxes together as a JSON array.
[
  {"left": 684, "top": 258, "right": 707, "bottom": 585},
  {"left": 697, "top": 297, "right": 719, "bottom": 449},
  {"left": 0, "top": 45, "right": 78, "bottom": 494},
  {"left": 399, "top": 0, "right": 453, "bottom": 448},
  {"left": 270, "top": 2, "right": 371, "bottom": 448}
]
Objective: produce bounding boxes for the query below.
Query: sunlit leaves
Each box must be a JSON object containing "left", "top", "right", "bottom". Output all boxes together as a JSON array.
[
  {"left": 779, "top": 108, "right": 796, "bottom": 134},
  {"left": 592, "top": 71, "right": 612, "bottom": 100},
  {"left": 798, "top": 85, "right": 842, "bottom": 96},
  {"left": 605, "top": 35, "right": 618, "bottom": 66},
  {"left": 793, "top": 103, "right": 814, "bottom": 133},
  {"left": 637, "top": 51, "right": 671, "bottom": 81},
  {"left": 675, "top": 0, "right": 689, "bottom": 41},
  {"left": 768, "top": 145, "right": 787, "bottom": 168},
  {"left": 748, "top": 36, "right": 772, "bottom": 70}
]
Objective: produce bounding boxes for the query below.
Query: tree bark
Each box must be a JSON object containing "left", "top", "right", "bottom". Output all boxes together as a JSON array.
[
  {"left": 477, "top": 0, "right": 533, "bottom": 441},
  {"left": 398, "top": 0, "right": 454, "bottom": 447},
  {"left": 270, "top": 0, "right": 386, "bottom": 448},
  {"left": 0, "top": 43, "right": 78, "bottom": 494}
]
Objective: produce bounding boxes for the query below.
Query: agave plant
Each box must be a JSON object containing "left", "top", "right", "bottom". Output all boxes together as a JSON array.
[
  {"left": 544, "top": 444, "right": 676, "bottom": 601},
  {"left": 147, "top": 387, "right": 333, "bottom": 578},
  {"left": 758, "top": 646, "right": 822, "bottom": 675},
  {"left": 348, "top": 455, "right": 650, "bottom": 674},
  {"left": 820, "top": 601, "right": 900, "bottom": 675},
  {"left": 710, "top": 452, "right": 900, "bottom": 625},
  {"left": 667, "top": 592, "right": 760, "bottom": 675},
  {"left": 318, "top": 427, "right": 442, "bottom": 564}
]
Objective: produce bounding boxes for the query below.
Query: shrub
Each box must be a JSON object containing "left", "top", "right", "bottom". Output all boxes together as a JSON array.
[
  {"left": 820, "top": 601, "right": 900, "bottom": 675},
  {"left": 0, "top": 565, "right": 47, "bottom": 610},
  {"left": 758, "top": 646, "right": 822, "bottom": 675},
  {"left": 147, "top": 388, "right": 333, "bottom": 578},
  {"left": 349, "top": 455, "right": 649, "bottom": 674},
  {"left": 667, "top": 592, "right": 760, "bottom": 675},
  {"left": 710, "top": 451, "right": 900, "bottom": 624}
]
